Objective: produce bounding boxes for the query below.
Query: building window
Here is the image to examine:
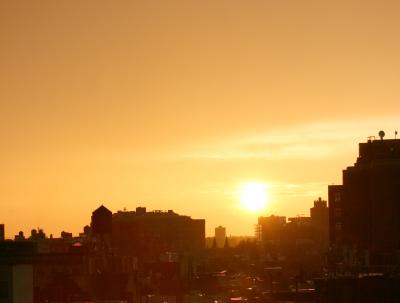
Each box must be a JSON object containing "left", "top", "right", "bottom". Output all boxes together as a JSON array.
[{"left": 335, "top": 208, "right": 342, "bottom": 218}]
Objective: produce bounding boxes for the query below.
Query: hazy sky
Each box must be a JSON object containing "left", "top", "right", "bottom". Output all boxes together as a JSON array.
[{"left": 1, "top": 1, "right": 400, "bottom": 237}]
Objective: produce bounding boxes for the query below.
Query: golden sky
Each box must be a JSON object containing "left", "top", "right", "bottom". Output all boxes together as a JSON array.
[{"left": 1, "top": 1, "right": 400, "bottom": 238}]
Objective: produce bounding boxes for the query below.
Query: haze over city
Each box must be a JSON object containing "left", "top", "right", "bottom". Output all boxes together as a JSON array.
[{"left": 1, "top": 1, "right": 400, "bottom": 238}]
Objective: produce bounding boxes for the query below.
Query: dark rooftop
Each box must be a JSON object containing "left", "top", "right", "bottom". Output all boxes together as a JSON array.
[
  {"left": 92, "top": 204, "right": 112, "bottom": 215},
  {"left": 357, "top": 138, "right": 400, "bottom": 164}
]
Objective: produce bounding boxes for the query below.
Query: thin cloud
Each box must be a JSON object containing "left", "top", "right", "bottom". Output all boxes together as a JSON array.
[{"left": 180, "top": 115, "right": 399, "bottom": 160}]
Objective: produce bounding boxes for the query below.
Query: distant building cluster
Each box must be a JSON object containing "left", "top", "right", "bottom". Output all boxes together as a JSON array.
[{"left": 255, "top": 198, "right": 328, "bottom": 266}]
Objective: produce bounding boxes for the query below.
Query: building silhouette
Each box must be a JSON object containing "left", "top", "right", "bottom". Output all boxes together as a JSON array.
[
  {"left": 256, "top": 199, "right": 329, "bottom": 267},
  {"left": 310, "top": 197, "right": 329, "bottom": 249},
  {"left": 329, "top": 136, "right": 400, "bottom": 268},
  {"left": 214, "top": 226, "right": 226, "bottom": 248},
  {"left": 0, "top": 203, "right": 205, "bottom": 302},
  {"left": 256, "top": 215, "right": 286, "bottom": 244},
  {"left": 91, "top": 205, "right": 112, "bottom": 235},
  {"left": 112, "top": 207, "right": 205, "bottom": 260}
]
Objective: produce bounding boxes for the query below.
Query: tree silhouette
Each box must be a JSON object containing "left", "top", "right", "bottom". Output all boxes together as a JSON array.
[
  {"left": 211, "top": 238, "right": 217, "bottom": 249},
  {"left": 223, "top": 237, "right": 230, "bottom": 249}
]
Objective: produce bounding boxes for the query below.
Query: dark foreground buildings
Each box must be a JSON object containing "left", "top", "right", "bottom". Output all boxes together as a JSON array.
[
  {"left": 0, "top": 206, "right": 205, "bottom": 303},
  {"left": 329, "top": 136, "right": 400, "bottom": 269},
  {"left": 316, "top": 134, "right": 400, "bottom": 303}
]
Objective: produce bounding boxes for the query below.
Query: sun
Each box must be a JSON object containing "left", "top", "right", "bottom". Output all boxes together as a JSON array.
[{"left": 240, "top": 182, "right": 269, "bottom": 212}]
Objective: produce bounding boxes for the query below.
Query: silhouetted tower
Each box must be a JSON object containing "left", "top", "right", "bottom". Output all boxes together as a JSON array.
[
  {"left": 310, "top": 197, "right": 329, "bottom": 249},
  {"left": 91, "top": 205, "right": 112, "bottom": 235},
  {"left": 214, "top": 226, "right": 226, "bottom": 248},
  {"left": 223, "top": 237, "right": 230, "bottom": 249},
  {"left": 311, "top": 197, "right": 328, "bottom": 224}
]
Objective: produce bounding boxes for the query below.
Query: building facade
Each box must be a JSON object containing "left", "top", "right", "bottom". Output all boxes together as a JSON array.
[{"left": 329, "top": 137, "right": 400, "bottom": 268}]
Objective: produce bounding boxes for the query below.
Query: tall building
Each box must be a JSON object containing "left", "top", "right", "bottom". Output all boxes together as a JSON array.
[
  {"left": 91, "top": 205, "right": 112, "bottom": 235},
  {"left": 214, "top": 226, "right": 226, "bottom": 248},
  {"left": 310, "top": 197, "right": 329, "bottom": 248},
  {"left": 328, "top": 185, "right": 343, "bottom": 247},
  {"left": 311, "top": 197, "right": 328, "bottom": 226},
  {"left": 329, "top": 135, "right": 400, "bottom": 267}
]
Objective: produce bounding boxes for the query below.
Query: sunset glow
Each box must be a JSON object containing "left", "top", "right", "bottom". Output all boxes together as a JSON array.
[
  {"left": 240, "top": 182, "right": 269, "bottom": 212},
  {"left": 1, "top": 1, "right": 400, "bottom": 237},
  {"left": 1, "top": 2, "right": 400, "bottom": 301}
]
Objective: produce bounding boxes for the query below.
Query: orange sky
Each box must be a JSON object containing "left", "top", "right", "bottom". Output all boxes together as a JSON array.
[{"left": 1, "top": 1, "right": 400, "bottom": 238}]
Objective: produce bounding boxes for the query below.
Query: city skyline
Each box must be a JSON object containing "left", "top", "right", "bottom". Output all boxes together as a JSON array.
[{"left": 2, "top": 1, "right": 400, "bottom": 238}]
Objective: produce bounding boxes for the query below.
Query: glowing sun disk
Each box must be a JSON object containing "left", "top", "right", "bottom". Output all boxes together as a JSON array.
[{"left": 240, "top": 182, "right": 268, "bottom": 212}]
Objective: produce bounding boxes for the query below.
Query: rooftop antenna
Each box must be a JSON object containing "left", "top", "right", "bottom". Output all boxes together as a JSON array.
[{"left": 378, "top": 130, "right": 385, "bottom": 140}]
